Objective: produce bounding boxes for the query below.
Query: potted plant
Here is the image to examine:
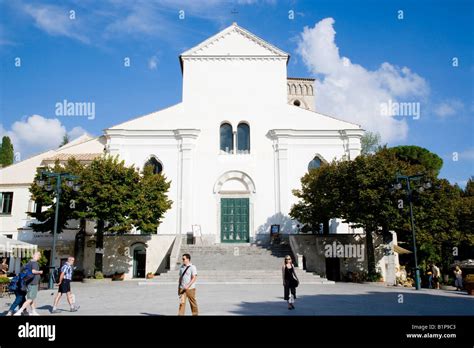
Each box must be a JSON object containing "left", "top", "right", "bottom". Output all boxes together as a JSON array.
[
  {"left": 146, "top": 272, "right": 154, "bottom": 279},
  {"left": 465, "top": 274, "right": 474, "bottom": 295},
  {"left": 112, "top": 271, "right": 125, "bottom": 281}
]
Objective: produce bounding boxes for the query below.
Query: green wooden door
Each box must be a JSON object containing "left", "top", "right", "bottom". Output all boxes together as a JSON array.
[{"left": 221, "top": 198, "right": 249, "bottom": 243}]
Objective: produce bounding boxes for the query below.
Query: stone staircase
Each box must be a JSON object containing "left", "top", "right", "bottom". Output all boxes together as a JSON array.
[{"left": 140, "top": 243, "right": 334, "bottom": 285}]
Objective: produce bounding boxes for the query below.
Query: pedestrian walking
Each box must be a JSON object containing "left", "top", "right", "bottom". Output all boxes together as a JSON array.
[
  {"left": 0, "top": 258, "right": 8, "bottom": 276},
  {"left": 282, "top": 255, "right": 299, "bottom": 310},
  {"left": 14, "top": 251, "right": 43, "bottom": 316},
  {"left": 178, "top": 253, "right": 198, "bottom": 316},
  {"left": 426, "top": 266, "right": 433, "bottom": 289},
  {"left": 432, "top": 263, "right": 441, "bottom": 290},
  {"left": 454, "top": 266, "right": 463, "bottom": 291},
  {"left": 52, "top": 256, "right": 79, "bottom": 313},
  {"left": 5, "top": 275, "right": 26, "bottom": 316}
]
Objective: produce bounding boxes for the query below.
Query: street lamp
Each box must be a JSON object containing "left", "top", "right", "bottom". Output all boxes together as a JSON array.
[
  {"left": 391, "top": 173, "right": 431, "bottom": 290},
  {"left": 36, "top": 171, "right": 80, "bottom": 289}
]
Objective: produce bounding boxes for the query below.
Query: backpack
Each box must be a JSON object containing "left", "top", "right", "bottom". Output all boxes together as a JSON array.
[
  {"left": 18, "top": 264, "right": 35, "bottom": 292},
  {"left": 8, "top": 275, "right": 20, "bottom": 292}
]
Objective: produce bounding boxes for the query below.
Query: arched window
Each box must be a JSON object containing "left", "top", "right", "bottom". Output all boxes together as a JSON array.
[
  {"left": 145, "top": 157, "right": 163, "bottom": 174},
  {"left": 309, "top": 85, "right": 314, "bottom": 96},
  {"left": 220, "top": 123, "right": 233, "bottom": 153},
  {"left": 237, "top": 123, "right": 250, "bottom": 154},
  {"left": 299, "top": 85, "right": 304, "bottom": 95},
  {"left": 291, "top": 84, "right": 297, "bottom": 94},
  {"left": 308, "top": 156, "right": 322, "bottom": 171}
]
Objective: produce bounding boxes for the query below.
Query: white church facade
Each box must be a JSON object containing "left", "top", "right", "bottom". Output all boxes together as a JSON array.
[
  {"left": 105, "top": 23, "right": 364, "bottom": 244},
  {"left": 1, "top": 23, "right": 399, "bottom": 281}
]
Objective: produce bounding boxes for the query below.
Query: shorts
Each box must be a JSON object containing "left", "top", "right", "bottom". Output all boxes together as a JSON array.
[
  {"left": 26, "top": 285, "right": 38, "bottom": 300},
  {"left": 58, "top": 279, "right": 71, "bottom": 294}
]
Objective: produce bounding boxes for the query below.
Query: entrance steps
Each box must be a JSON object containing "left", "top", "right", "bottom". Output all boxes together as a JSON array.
[{"left": 140, "top": 243, "right": 334, "bottom": 285}]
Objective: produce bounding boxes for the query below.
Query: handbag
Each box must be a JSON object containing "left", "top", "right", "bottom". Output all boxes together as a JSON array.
[{"left": 291, "top": 267, "right": 299, "bottom": 288}]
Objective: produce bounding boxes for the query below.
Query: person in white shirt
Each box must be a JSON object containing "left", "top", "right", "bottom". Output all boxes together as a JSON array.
[{"left": 178, "top": 253, "right": 198, "bottom": 315}]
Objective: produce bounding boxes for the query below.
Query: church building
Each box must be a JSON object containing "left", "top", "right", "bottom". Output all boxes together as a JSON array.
[
  {"left": 104, "top": 22, "right": 364, "bottom": 245},
  {"left": 2, "top": 23, "right": 378, "bottom": 281}
]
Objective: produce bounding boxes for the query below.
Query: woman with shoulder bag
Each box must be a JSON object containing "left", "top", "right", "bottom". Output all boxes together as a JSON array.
[{"left": 282, "top": 255, "right": 299, "bottom": 310}]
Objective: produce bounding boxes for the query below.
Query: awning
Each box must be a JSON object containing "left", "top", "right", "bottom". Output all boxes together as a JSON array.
[
  {"left": 393, "top": 244, "right": 412, "bottom": 254},
  {"left": 0, "top": 235, "right": 37, "bottom": 258}
]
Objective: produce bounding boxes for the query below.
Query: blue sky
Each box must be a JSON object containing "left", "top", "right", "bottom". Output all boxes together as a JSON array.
[{"left": 0, "top": 0, "right": 472, "bottom": 187}]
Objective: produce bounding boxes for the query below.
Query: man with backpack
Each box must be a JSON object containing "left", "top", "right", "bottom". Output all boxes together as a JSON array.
[
  {"left": 14, "top": 251, "right": 43, "bottom": 316},
  {"left": 51, "top": 256, "right": 79, "bottom": 313}
]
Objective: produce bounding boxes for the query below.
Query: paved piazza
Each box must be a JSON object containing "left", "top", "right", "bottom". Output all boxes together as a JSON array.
[{"left": 1, "top": 281, "right": 473, "bottom": 316}]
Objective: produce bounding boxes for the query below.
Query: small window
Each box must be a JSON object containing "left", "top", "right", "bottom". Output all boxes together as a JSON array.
[
  {"left": 0, "top": 192, "right": 13, "bottom": 214},
  {"left": 237, "top": 123, "right": 250, "bottom": 154},
  {"left": 308, "top": 157, "right": 322, "bottom": 171},
  {"left": 220, "top": 123, "right": 233, "bottom": 153},
  {"left": 144, "top": 157, "right": 163, "bottom": 174},
  {"left": 293, "top": 100, "right": 301, "bottom": 107}
]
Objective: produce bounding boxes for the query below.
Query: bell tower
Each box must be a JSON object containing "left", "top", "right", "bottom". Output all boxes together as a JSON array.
[{"left": 287, "top": 77, "right": 315, "bottom": 111}]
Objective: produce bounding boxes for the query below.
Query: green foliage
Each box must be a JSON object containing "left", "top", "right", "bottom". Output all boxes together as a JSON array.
[
  {"left": 77, "top": 155, "right": 140, "bottom": 233},
  {"left": 0, "top": 277, "right": 10, "bottom": 284},
  {"left": 29, "top": 159, "right": 84, "bottom": 234},
  {"left": 0, "top": 136, "right": 14, "bottom": 167},
  {"left": 94, "top": 271, "right": 104, "bottom": 279},
  {"left": 29, "top": 155, "right": 173, "bottom": 235},
  {"left": 360, "top": 131, "right": 381, "bottom": 155},
  {"left": 291, "top": 145, "right": 472, "bottom": 276},
  {"left": 130, "top": 165, "right": 173, "bottom": 233},
  {"left": 60, "top": 134, "right": 70, "bottom": 147},
  {"left": 388, "top": 145, "right": 443, "bottom": 176}
]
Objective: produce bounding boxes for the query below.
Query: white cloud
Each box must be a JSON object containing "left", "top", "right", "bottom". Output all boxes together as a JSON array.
[
  {"left": 0, "top": 115, "right": 90, "bottom": 160},
  {"left": 21, "top": 3, "right": 90, "bottom": 44},
  {"left": 296, "top": 18, "right": 430, "bottom": 143},
  {"left": 433, "top": 99, "right": 464, "bottom": 118},
  {"left": 67, "top": 126, "right": 89, "bottom": 140},
  {"left": 148, "top": 56, "right": 159, "bottom": 70}
]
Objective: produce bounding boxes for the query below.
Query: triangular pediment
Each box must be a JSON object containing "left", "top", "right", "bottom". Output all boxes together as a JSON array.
[{"left": 181, "top": 23, "right": 289, "bottom": 58}]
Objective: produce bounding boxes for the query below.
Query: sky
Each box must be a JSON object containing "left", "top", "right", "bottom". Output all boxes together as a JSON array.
[{"left": 0, "top": 0, "right": 472, "bottom": 187}]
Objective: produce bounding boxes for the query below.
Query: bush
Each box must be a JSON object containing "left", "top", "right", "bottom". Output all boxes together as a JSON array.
[
  {"left": 0, "top": 277, "right": 10, "bottom": 284},
  {"left": 94, "top": 271, "right": 104, "bottom": 279}
]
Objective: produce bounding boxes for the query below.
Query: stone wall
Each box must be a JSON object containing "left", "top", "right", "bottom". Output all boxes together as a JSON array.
[{"left": 83, "top": 234, "right": 176, "bottom": 279}]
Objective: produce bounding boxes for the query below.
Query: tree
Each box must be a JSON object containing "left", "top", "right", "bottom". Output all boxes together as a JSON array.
[
  {"left": 77, "top": 155, "right": 172, "bottom": 272},
  {"left": 360, "top": 131, "right": 381, "bottom": 155},
  {"left": 0, "top": 136, "right": 14, "bottom": 167},
  {"left": 29, "top": 159, "right": 85, "bottom": 234},
  {"left": 388, "top": 145, "right": 443, "bottom": 176},
  {"left": 130, "top": 164, "right": 172, "bottom": 233},
  {"left": 290, "top": 145, "right": 451, "bottom": 278},
  {"left": 290, "top": 162, "right": 342, "bottom": 234},
  {"left": 60, "top": 134, "right": 70, "bottom": 147},
  {"left": 29, "top": 155, "right": 173, "bottom": 273}
]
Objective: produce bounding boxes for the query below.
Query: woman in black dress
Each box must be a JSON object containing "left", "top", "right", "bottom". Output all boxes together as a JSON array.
[{"left": 282, "top": 255, "right": 299, "bottom": 310}]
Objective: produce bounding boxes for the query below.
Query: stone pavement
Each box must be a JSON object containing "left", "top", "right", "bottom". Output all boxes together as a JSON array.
[{"left": 1, "top": 281, "right": 473, "bottom": 315}]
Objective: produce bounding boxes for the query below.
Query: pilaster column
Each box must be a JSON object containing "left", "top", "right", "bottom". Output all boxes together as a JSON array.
[{"left": 174, "top": 129, "right": 200, "bottom": 236}]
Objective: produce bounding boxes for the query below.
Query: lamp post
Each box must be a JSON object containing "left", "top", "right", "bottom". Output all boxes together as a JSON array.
[
  {"left": 392, "top": 173, "right": 431, "bottom": 290},
  {"left": 36, "top": 171, "right": 80, "bottom": 289}
]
